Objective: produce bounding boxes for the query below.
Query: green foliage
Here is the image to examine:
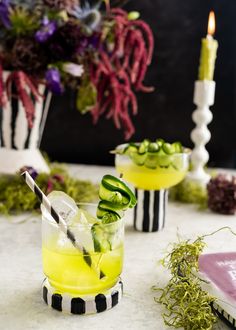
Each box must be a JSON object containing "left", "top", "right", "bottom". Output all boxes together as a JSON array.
[
  {"left": 76, "top": 79, "right": 97, "bottom": 114},
  {"left": 0, "top": 165, "right": 98, "bottom": 215},
  {"left": 169, "top": 178, "right": 208, "bottom": 209},
  {"left": 9, "top": 7, "right": 40, "bottom": 36},
  {"left": 153, "top": 238, "right": 217, "bottom": 329},
  {"left": 10, "top": 0, "right": 41, "bottom": 10}
]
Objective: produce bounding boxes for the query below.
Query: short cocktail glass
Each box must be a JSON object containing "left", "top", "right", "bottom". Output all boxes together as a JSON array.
[
  {"left": 42, "top": 203, "right": 124, "bottom": 314},
  {"left": 115, "top": 144, "right": 190, "bottom": 232}
]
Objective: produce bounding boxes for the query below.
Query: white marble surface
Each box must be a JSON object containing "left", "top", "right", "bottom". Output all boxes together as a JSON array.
[{"left": 0, "top": 164, "right": 235, "bottom": 330}]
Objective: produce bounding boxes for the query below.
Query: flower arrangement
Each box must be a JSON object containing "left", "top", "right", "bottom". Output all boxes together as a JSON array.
[{"left": 0, "top": 0, "right": 154, "bottom": 139}]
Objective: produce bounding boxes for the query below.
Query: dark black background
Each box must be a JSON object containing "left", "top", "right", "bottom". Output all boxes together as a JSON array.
[{"left": 41, "top": 0, "right": 236, "bottom": 168}]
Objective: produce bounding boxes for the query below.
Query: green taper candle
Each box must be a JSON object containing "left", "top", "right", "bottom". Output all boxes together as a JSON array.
[{"left": 198, "top": 11, "right": 218, "bottom": 81}]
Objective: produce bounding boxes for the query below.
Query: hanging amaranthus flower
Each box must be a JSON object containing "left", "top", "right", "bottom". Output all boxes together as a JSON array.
[
  {"left": 89, "top": 8, "right": 154, "bottom": 140},
  {"left": 6, "top": 71, "right": 42, "bottom": 127}
]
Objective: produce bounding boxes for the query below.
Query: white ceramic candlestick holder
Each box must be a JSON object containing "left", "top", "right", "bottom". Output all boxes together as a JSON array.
[{"left": 188, "top": 80, "right": 215, "bottom": 184}]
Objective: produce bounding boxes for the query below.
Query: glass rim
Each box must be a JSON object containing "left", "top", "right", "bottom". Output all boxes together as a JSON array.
[
  {"left": 41, "top": 202, "right": 124, "bottom": 229},
  {"left": 113, "top": 143, "right": 191, "bottom": 156}
]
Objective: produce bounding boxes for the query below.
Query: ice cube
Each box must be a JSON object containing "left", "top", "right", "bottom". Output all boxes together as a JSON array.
[
  {"left": 73, "top": 209, "right": 97, "bottom": 225},
  {"left": 46, "top": 190, "right": 79, "bottom": 224},
  {"left": 41, "top": 191, "right": 98, "bottom": 252},
  {"left": 70, "top": 209, "right": 98, "bottom": 252}
]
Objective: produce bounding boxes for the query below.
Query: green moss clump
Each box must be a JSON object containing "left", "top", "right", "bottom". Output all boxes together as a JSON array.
[
  {"left": 153, "top": 238, "right": 217, "bottom": 330},
  {"left": 169, "top": 179, "right": 208, "bottom": 208},
  {"left": 0, "top": 165, "right": 98, "bottom": 215}
]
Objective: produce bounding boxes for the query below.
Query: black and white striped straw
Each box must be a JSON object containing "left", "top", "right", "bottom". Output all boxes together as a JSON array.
[{"left": 21, "top": 171, "right": 104, "bottom": 278}]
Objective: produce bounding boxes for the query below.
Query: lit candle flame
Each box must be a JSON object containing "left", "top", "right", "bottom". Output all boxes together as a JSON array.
[{"left": 207, "top": 11, "right": 216, "bottom": 36}]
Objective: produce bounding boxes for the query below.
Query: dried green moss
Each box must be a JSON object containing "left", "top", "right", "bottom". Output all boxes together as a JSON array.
[
  {"left": 154, "top": 228, "right": 236, "bottom": 329},
  {"left": 0, "top": 165, "right": 98, "bottom": 214},
  {"left": 153, "top": 237, "right": 217, "bottom": 329},
  {"left": 169, "top": 179, "right": 208, "bottom": 208},
  {"left": 169, "top": 169, "right": 219, "bottom": 208}
]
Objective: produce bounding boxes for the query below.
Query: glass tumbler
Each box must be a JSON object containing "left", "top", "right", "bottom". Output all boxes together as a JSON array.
[{"left": 41, "top": 203, "right": 124, "bottom": 314}]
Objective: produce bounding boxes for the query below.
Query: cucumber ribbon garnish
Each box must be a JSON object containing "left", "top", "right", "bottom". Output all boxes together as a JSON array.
[{"left": 92, "top": 175, "right": 137, "bottom": 252}]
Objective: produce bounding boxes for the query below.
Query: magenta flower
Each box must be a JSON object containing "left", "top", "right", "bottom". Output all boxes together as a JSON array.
[
  {"left": 35, "top": 17, "right": 57, "bottom": 43},
  {"left": 45, "top": 68, "right": 64, "bottom": 94}
]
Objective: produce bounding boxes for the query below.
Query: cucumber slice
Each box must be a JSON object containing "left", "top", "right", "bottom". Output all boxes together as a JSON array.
[
  {"left": 124, "top": 143, "right": 138, "bottom": 155},
  {"left": 172, "top": 142, "right": 183, "bottom": 153},
  {"left": 162, "top": 142, "right": 176, "bottom": 155},
  {"left": 156, "top": 155, "right": 172, "bottom": 168},
  {"left": 148, "top": 142, "right": 159, "bottom": 153},
  {"left": 138, "top": 139, "right": 150, "bottom": 154},
  {"left": 91, "top": 224, "right": 112, "bottom": 253},
  {"left": 156, "top": 138, "right": 164, "bottom": 147},
  {"left": 101, "top": 213, "right": 121, "bottom": 224},
  {"left": 99, "top": 185, "right": 128, "bottom": 207},
  {"left": 145, "top": 154, "right": 159, "bottom": 169},
  {"left": 131, "top": 152, "right": 147, "bottom": 166},
  {"left": 101, "top": 175, "right": 137, "bottom": 208},
  {"left": 97, "top": 201, "right": 122, "bottom": 218}
]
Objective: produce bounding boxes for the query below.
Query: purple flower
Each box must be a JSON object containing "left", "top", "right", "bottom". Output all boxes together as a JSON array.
[
  {"left": 35, "top": 17, "right": 57, "bottom": 43},
  {"left": 0, "top": 0, "right": 11, "bottom": 28},
  {"left": 45, "top": 68, "right": 64, "bottom": 95},
  {"left": 76, "top": 37, "right": 89, "bottom": 54},
  {"left": 76, "top": 35, "right": 100, "bottom": 54},
  {"left": 88, "top": 34, "right": 100, "bottom": 49},
  {"left": 20, "top": 166, "right": 38, "bottom": 180}
]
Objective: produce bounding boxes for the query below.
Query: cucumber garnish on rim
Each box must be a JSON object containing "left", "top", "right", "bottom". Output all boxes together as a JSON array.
[{"left": 114, "top": 139, "right": 185, "bottom": 170}]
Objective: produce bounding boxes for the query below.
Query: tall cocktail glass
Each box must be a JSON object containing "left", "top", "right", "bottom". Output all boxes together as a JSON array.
[{"left": 115, "top": 144, "right": 190, "bottom": 232}]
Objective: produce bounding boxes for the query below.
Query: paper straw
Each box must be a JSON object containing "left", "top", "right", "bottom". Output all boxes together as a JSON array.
[{"left": 21, "top": 171, "right": 104, "bottom": 278}]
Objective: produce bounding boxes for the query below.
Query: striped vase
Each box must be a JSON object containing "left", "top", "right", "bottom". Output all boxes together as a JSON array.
[
  {"left": 0, "top": 72, "right": 52, "bottom": 174},
  {"left": 134, "top": 189, "right": 168, "bottom": 232}
]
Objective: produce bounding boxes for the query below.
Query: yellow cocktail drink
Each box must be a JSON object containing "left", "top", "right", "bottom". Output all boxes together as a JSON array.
[
  {"left": 42, "top": 243, "right": 123, "bottom": 295},
  {"left": 42, "top": 204, "right": 125, "bottom": 296},
  {"left": 116, "top": 162, "right": 187, "bottom": 190},
  {"left": 115, "top": 148, "right": 189, "bottom": 190}
]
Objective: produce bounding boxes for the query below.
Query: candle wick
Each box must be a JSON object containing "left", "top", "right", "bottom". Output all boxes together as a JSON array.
[{"left": 206, "top": 34, "right": 213, "bottom": 40}]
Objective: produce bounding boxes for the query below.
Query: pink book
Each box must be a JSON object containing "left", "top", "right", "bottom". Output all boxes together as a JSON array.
[{"left": 199, "top": 252, "right": 236, "bottom": 328}]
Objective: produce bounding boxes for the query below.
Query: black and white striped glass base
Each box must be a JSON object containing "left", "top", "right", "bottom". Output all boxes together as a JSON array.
[
  {"left": 42, "top": 278, "right": 123, "bottom": 315},
  {"left": 134, "top": 189, "right": 168, "bottom": 232},
  {"left": 212, "top": 302, "right": 236, "bottom": 329}
]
